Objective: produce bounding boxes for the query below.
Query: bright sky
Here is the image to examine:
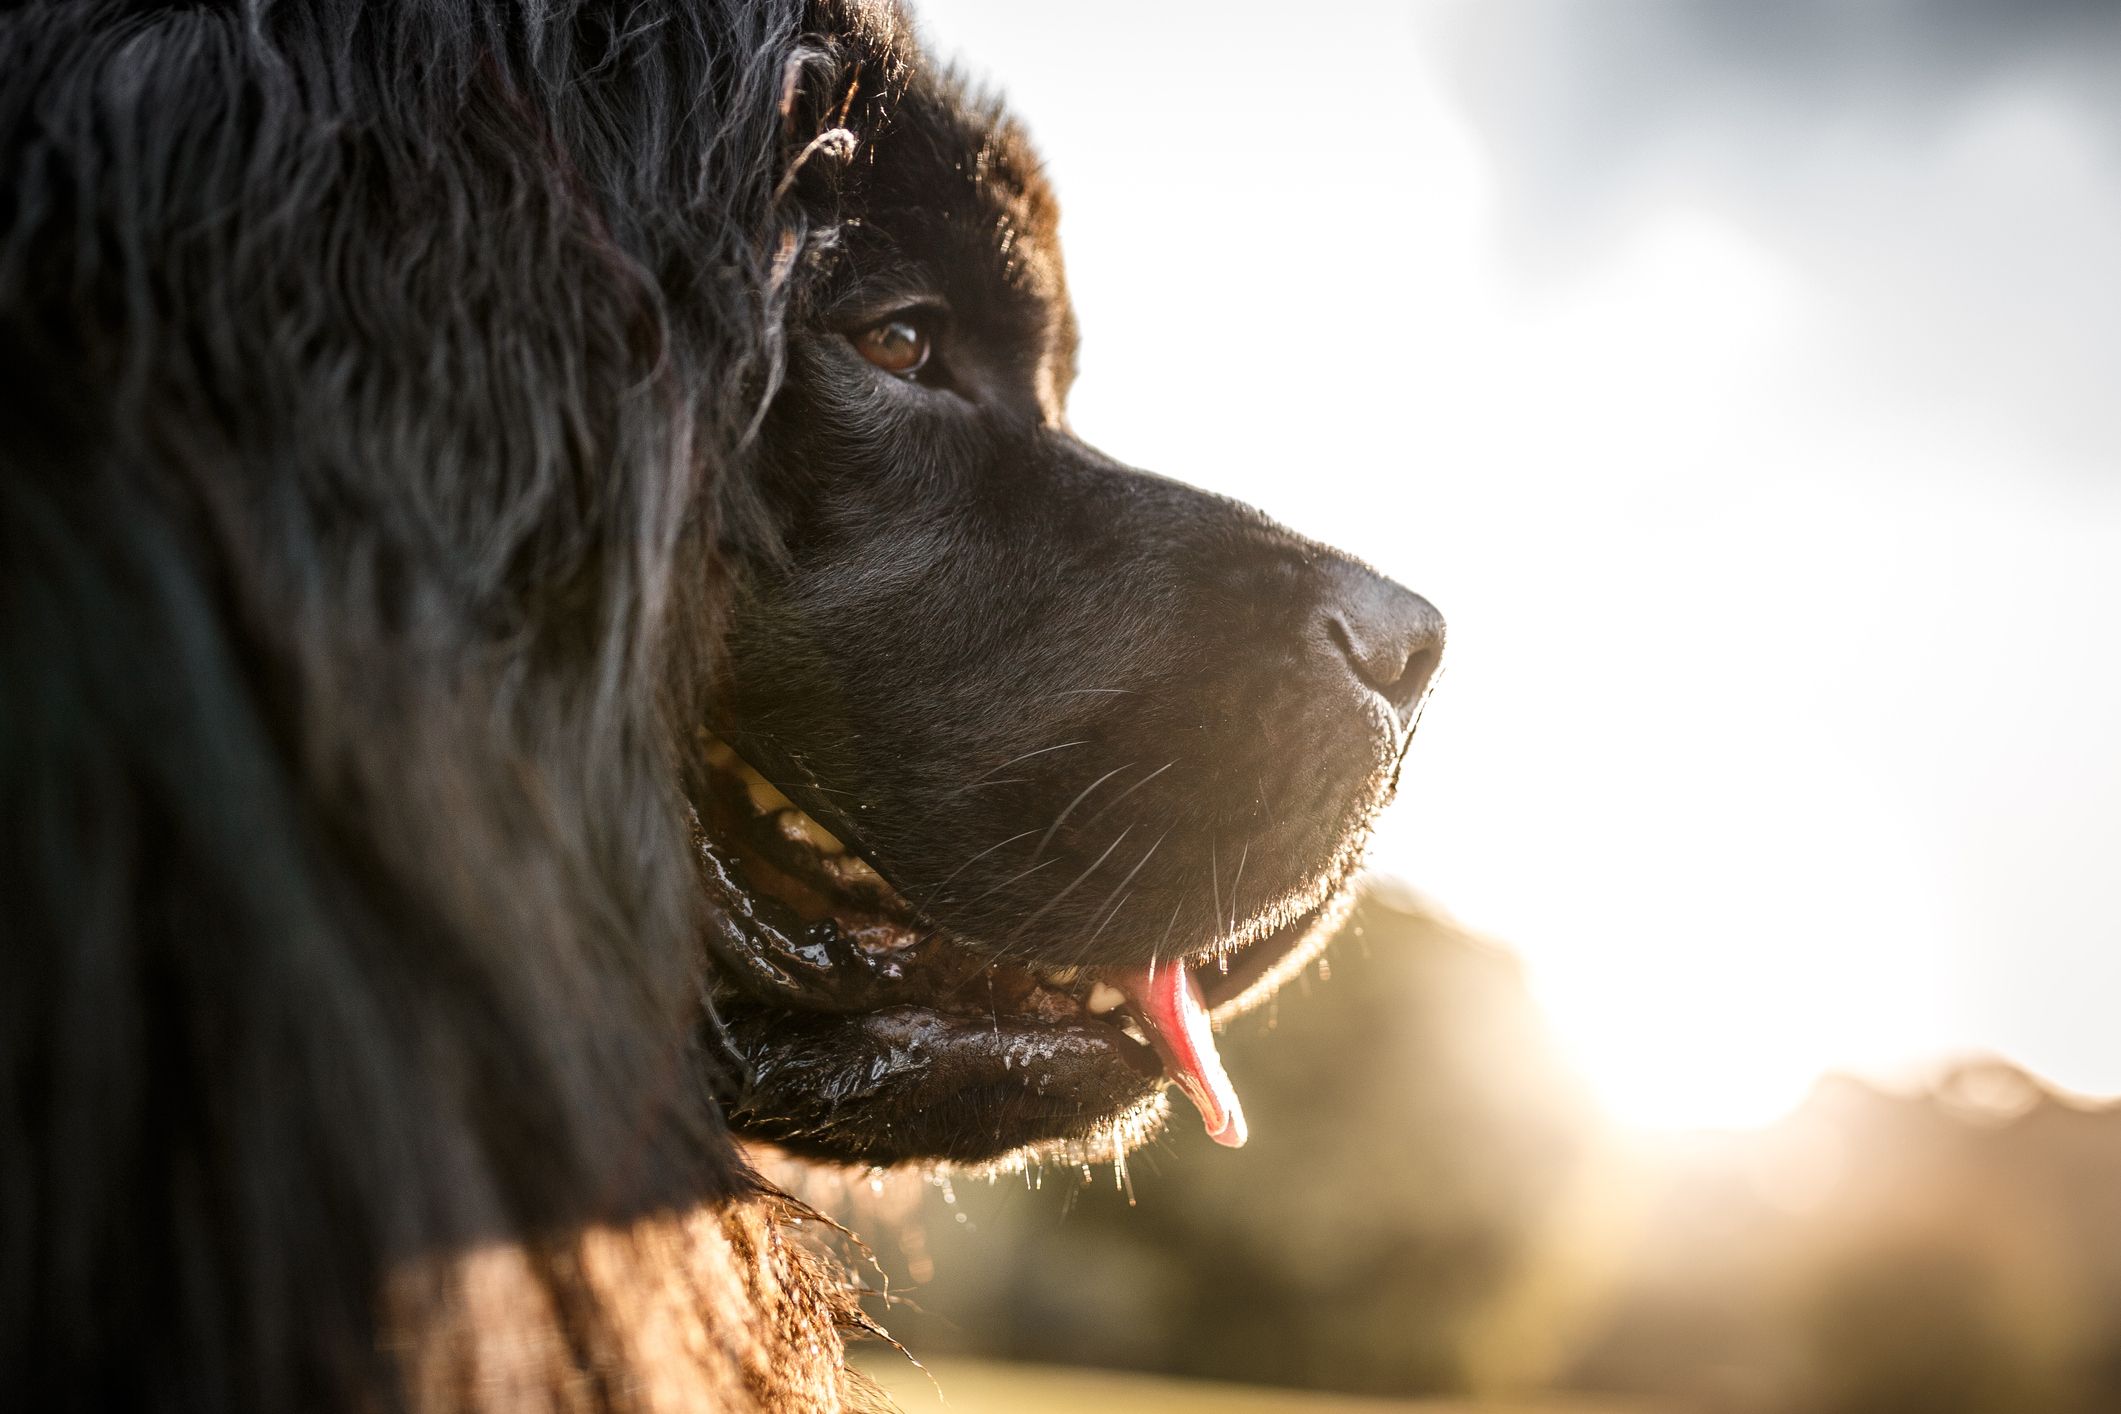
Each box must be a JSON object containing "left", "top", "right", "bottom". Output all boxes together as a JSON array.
[{"left": 912, "top": 0, "right": 2121, "bottom": 1128}]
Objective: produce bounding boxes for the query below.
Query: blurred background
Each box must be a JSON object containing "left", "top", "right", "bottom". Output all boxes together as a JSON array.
[{"left": 798, "top": 3, "right": 2121, "bottom": 1410}]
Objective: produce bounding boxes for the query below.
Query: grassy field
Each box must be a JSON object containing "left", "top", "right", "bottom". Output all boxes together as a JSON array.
[{"left": 853, "top": 1356, "right": 1668, "bottom": 1414}]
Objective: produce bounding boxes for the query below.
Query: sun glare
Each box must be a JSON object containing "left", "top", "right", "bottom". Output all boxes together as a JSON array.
[{"left": 1050, "top": 63, "right": 1929, "bottom": 1134}]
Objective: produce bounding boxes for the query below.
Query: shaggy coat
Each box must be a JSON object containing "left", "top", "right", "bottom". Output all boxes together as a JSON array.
[{"left": 3, "top": 1, "right": 884, "bottom": 1407}]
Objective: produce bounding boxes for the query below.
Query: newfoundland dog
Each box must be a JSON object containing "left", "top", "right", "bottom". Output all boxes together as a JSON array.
[{"left": 1, "top": 0, "right": 1442, "bottom": 1407}]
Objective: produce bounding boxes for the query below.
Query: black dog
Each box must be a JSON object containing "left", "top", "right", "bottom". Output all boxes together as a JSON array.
[{"left": 1, "top": 1, "right": 1440, "bottom": 1408}]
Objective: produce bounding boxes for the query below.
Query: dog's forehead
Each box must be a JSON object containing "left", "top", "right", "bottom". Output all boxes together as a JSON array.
[
  {"left": 878, "top": 82, "right": 1066, "bottom": 306},
  {"left": 826, "top": 7, "right": 1061, "bottom": 255},
  {"left": 854, "top": 74, "right": 1078, "bottom": 406},
  {"left": 951, "top": 106, "right": 1063, "bottom": 306}
]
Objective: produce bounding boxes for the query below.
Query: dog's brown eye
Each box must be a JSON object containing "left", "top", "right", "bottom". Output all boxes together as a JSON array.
[{"left": 852, "top": 317, "right": 931, "bottom": 377}]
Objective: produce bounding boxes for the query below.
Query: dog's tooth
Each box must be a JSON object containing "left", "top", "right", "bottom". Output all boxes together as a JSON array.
[
  {"left": 739, "top": 766, "right": 794, "bottom": 815},
  {"left": 776, "top": 807, "right": 846, "bottom": 855},
  {"left": 837, "top": 857, "right": 883, "bottom": 887},
  {"left": 1045, "top": 966, "right": 1081, "bottom": 987},
  {"left": 1086, "top": 982, "right": 1127, "bottom": 1015}
]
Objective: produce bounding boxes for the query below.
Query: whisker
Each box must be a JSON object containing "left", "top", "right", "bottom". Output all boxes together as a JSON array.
[
  {"left": 1209, "top": 838, "right": 1222, "bottom": 938},
  {"left": 1006, "top": 824, "right": 1134, "bottom": 942},
  {"left": 1156, "top": 898, "right": 1185, "bottom": 965},
  {"left": 961, "top": 739, "right": 1087, "bottom": 789},
  {"left": 1072, "top": 831, "right": 1169, "bottom": 962},
  {"left": 1032, "top": 763, "right": 1135, "bottom": 859},
  {"left": 1228, "top": 841, "right": 1249, "bottom": 936},
  {"left": 1078, "top": 889, "right": 1132, "bottom": 954},
  {"left": 929, "top": 827, "right": 1040, "bottom": 893},
  {"left": 959, "top": 855, "right": 1058, "bottom": 908},
  {"left": 1077, "top": 759, "right": 1176, "bottom": 829}
]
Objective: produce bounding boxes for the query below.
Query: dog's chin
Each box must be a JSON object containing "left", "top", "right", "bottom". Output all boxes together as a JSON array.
[{"left": 688, "top": 736, "right": 1363, "bottom": 1172}]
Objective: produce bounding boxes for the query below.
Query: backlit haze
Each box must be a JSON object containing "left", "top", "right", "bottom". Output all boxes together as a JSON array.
[{"left": 914, "top": 0, "right": 2121, "bottom": 1129}]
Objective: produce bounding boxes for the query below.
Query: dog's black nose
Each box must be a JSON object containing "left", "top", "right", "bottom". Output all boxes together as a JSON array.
[{"left": 1321, "top": 561, "right": 1445, "bottom": 725}]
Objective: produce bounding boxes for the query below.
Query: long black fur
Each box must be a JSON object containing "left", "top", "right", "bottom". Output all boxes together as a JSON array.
[{"left": 0, "top": 1, "right": 881, "bottom": 1407}]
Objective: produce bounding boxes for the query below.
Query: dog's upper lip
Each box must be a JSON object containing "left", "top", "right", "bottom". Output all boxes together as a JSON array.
[{"left": 693, "top": 733, "right": 1352, "bottom": 1151}]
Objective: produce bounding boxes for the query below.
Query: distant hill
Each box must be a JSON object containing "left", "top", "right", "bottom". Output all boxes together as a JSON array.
[{"left": 1552, "top": 1058, "right": 2121, "bottom": 1412}]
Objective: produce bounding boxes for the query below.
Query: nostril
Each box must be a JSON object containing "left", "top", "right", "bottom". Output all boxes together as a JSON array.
[
  {"left": 1324, "top": 614, "right": 1361, "bottom": 672},
  {"left": 1390, "top": 643, "right": 1443, "bottom": 709},
  {"left": 1329, "top": 614, "right": 1442, "bottom": 705},
  {"left": 1320, "top": 570, "right": 1445, "bottom": 725}
]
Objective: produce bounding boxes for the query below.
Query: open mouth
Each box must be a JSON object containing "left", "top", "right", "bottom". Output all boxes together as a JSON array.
[{"left": 691, "top": 736, "right": 1355, "bottom": 1164}]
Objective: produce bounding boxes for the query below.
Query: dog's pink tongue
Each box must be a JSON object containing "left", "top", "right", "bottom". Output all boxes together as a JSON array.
[{"left": 1119, "top": 961, "right": 1248, "bottom": 1149}]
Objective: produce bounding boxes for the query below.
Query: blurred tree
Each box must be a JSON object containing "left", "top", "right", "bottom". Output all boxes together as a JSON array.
[{"left": 785, "top": 893, "right": 2121, "bottom": 1413}]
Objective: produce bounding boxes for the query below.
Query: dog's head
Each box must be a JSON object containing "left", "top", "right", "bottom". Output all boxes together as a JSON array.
[
  {"left": 696, "top": 7, "right": 1443, "bottom": 1168},
  {"left": 0, "top": 0, "right": 1437, "bottom": 1402}
]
